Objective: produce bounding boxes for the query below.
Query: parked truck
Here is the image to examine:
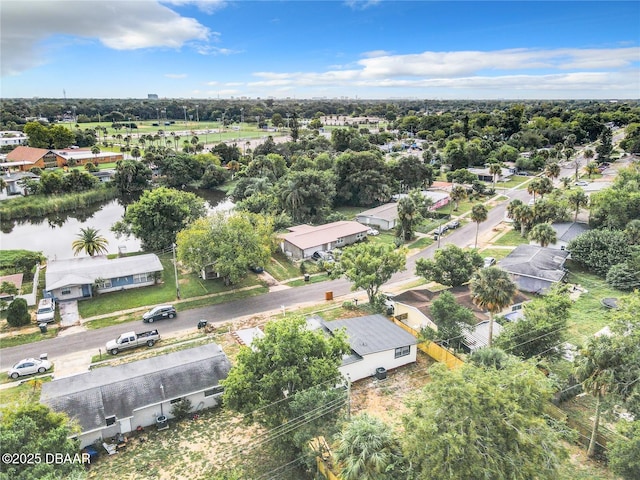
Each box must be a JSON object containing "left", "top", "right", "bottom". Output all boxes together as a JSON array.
[{"left": 106, "top": 330, "right": 160, "bottom": 355}]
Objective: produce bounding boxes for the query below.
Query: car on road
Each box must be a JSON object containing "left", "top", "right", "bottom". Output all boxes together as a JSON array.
[
  {"left": 8, "top": 357, "right": 52, "bottom": 379},
  {"left": 483, "top": 257, "right": 496, "bottom": 268},
  {"left": 366, "top": 228, "right": 380, "bottom": 236},
  {"left": 143, "top": 305, "right": 177, "bottom": 323},
  {"left": 575, "top": 181, "right": 589, "bottom": 187}
]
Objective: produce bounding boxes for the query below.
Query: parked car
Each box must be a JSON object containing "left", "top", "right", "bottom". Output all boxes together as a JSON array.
[
  {"left": 142, "top": 305, "right": 176, "bottom": 323},
  {"left": 36, "top": 298, "right": 56, "bottom": 323},
  {"left": 106, "top": 330, "right": 160, "bottom": 355},
  {"left": 483, "top": 257, "right": 496, "bottom": 268},
  {"left": 447, "top": 220, "right": 460, "bottom": 229},
  {"left": 312, "top": 251, "right": 334, "bottom": 262},
  {"left": 575, "top": 181, "right": 589, "bottom": 187},
  {"left": 8, "top": 357, "right": 52, "bottom": 379},
  {"left": 249, "top": 265, "right": 264, "bottom": 273},
  {"left": 367, "top": 228, "right": 380, "bottom": 236}
]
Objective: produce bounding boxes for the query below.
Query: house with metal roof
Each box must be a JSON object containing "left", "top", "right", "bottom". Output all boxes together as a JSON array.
[
  {"left": 498, "top": 244, "right": 570, "bottom": 294},
  {"left": 5, "top": 146, "right": 123, "bottom": 172},
  {"left": 41, "top": 344, "right": 231, "bottom": 448},
  {"left": 280, "top": 221, "right": 370, "bottom": 260},
  {"left": 356, "top": 203, "right": 399, "bottom": 231},
  {"left": 45, "top": 254, "right": 163, "bottom": 301},
  {"left": 313, "top": 314, "right": 418, "bottom": 382}
]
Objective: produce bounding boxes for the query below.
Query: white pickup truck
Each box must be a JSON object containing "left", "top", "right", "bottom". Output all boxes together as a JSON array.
[{"left": 106, "top": 330, "right": 160, "bottom": 355}]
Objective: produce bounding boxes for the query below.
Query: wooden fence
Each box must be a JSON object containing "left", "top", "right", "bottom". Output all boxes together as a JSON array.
[{"left": 391, "top": 317, "right": 464, "bottom": 369}]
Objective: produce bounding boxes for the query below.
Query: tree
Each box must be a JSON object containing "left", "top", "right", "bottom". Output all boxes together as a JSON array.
[
  {"left": 595, "top": 127, "right": 613, "bottom": 163},
  {"left": 489, "top": 162, "right": 502, "bottom": 187},
  {"left": 568, "top": 229, "right": 631, "bottom": 277},
  {"left": 606, "top": 260, "right": 640, "bottom": 291},
  {"left": 402, "top": 362, "right": 567, "bottom": 480},
  {"left": 470, "top": 267, "right": 517, "bottom": 347},
  {"left": 415, "top": 244, "right": 483, "bottom": 287},
  {"left": 23, "top": 121, "right": 50, "bottom": 148},
  {"left": 584, "top": 161, "right": 599, "bottom": 179},
  {"left": 71, "top": 226, "right": 109, "bottom": 256},
  {"left": 0, "top": 403, "right": 83, "bottom": 480},
  {"left": 545, "top": 162, "right": 561, "bottom": 181},
  {"left": 528, "top": 222, "right": 557, "bottom": 247},
  {"left": 0, "top": 280, "right": 19, "bottom": 297},
  {"left": 449, "top": 184, "right": 467, "bottom": 211},
  {"left": 495, "top": 284, "right": 571, "bottom": 359},
  {"left": 112, "top": 187, "right": 206, "bottom": 251},
  {"left": 113, "top": 159, "right": 152, "bottom": 200},
  {"left": 608, "top": 420, "right": 640, "bottom": 480},
  {"left": 334, "top": 413, "right": 406, "bottom": 480},
  {"left": 335, "top": 243, "right": 406, "bottom": 304},
  {"left": 6, "top": 297, "right": 31, "bottom": 327},
  {"left": 565, "top": 188, "right": 589, "bottom": 222},
  {"left": 334, "top": 151, "right": 391, "bottom": 206},
  {"left": 222, "top": 315, "right": 349, "bottom": 428},
  {"left": 176, "top": 212, "right": 273, "bottom": 286},
  {"left": 277, "top": 169, "right": 336, "bottom": 223},
  {"left": 427, "top": 290, "right": 476, "bottom": 349},
  {"left": 470, "top": 203, "right": 488, "bottom": 248},
  {"left": 396, "top": 190, "right": 433, "bottom": 241},
  {"left": 391, "top": 155, "right": 434, "bottom": 190}
]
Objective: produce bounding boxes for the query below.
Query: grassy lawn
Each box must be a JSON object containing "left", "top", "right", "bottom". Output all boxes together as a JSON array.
[
  {"left": 286, "top": 272, "right": 332, "bottom": 287},
  {"left": 0, "top": 327, "right": 59, "bottom": 349},
  {"left": 0, "top": 376, "right": 52, "bottom": 407},
  {"left": 334, "top": 205, "right": 365, "bottom": 219},
  {"left": 408, "top": 236, "right": 433, "bottom": 249},
  {"left": 478, "top": 247, "right": 515, "bottom": 261},
  {"left": 267, "top": 252, "right": 302, "bottom": 281},
  {"left": 492, "top": 228, "right": 529, "bottom": 246},
  {"left": 494, "top": 175, "right": 532, "bottom": 189},
  {"left": 564, "top": 263, "right": 626, "bottom": 346}
]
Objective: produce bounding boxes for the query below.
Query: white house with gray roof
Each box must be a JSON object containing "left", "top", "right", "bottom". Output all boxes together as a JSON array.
[
  {"left": 314, "top": 314, "right": 418, "bottom": 382},
  {"left": 41, "top": 344, "right": 231, "bottom": 448},
  {"left": 45, "top": 254, "right": 163, "bottom": 301},
  {"left": 280, "top": 221, "right": 369, "bottom": 260},
  {"left": 498, "top": 245, "right": 570, "bottom": 294}
]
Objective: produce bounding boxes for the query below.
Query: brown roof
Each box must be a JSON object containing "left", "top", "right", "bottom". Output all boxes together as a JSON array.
[
  {"left": 282, "top": 221, "right": 370, "bottom": 250},
  {"left": 6, "top": 146, "right": 50, "bottom": 164},
  {"left": 0, "top": 273, "right": 23, "bottom": 296}
]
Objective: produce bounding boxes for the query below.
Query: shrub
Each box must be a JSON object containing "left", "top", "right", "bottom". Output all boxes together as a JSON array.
[
  {"left": 6, "top": 298, "right": 31, "bottom": 327},
  {"left": 170, "top": 398, "right": 193, "bottom": 420}
]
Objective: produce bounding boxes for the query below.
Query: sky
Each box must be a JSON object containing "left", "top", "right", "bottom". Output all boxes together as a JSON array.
[{"left": 1, "top": 0, "right": 639, "bottom": 100}]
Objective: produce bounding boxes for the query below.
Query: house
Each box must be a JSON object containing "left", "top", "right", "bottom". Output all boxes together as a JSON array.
[
  {"left": 356, "top": 203, "right": 398, "bottom": 231},
  {"left": 423, "top": 190, "right": 450, "bottom": 209},
  {"left": 5, "top": 146, "right": 123, "bottom": 172},
  {"left": 0, "top": 131, "right": 28, "bottom": 148},
  {"left": 45, "top": 254, "right": 163, "bottom": 301},
  {"left": 468, "top": 166, "right": 513, "bottom": 183},
  {"left": 280, "top": 221, "right": 370, "bottom": 260},
  {"left": 498, "top": 244, "right": 570, "bottom": 294},
  {"left": 546, "top": 222, "right": 590, "bottom": 250},
  {"left": 0, "top": 273, "right": 23, "bottom": 301},
  {"left": 41, "top": 344, "right": 231, "bottom": 448},
  {"left": 461, "top": 320, "right": 504, "bottom": 353},
  {"left": 311, "top": 314, "right": 418, "bottom": 382},
  {"left": 0, "top": 171, "right": 38, "bottom": 197}
]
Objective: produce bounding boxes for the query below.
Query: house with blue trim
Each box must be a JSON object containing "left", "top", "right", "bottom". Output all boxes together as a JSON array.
[{"left": 45, "top": 254, "right": 163, "bottom": 301}]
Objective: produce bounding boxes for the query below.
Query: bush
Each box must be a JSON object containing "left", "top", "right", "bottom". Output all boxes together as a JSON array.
[
  {"left": 170, "top": 398, "right": 193, "bottom": 420},
  {"left": 6, "top": 298, "right": 31, "bottom": 327}
]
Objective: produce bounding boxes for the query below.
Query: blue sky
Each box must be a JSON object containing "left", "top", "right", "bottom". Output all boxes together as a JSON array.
[{"left": 2, "top": 0, "right": 639, "bottom": 99}]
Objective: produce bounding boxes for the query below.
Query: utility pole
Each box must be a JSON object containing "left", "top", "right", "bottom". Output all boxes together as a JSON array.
[
  {"left": 172, "top": 243, "right": 181, "bottom": 299},
  {"left": 346, "top": 375, "right": 352, "bottom": 420}
]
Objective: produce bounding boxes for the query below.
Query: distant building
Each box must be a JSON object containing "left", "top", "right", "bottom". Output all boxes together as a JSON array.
[
  {"left": 0, "top": 131, "right": 28, "bottom": 148},
  {"left": 148, "top": 94, "right": 159, "bottom": 99},
  {"left": 5, "top": 146, "right": 123, "bottom": 172}
]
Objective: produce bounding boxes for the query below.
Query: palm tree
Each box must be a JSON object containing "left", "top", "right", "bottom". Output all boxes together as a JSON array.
[
  {"left": 514, "top": 204, "right": 535, "bottom": 237},
  {"left": 528, "top": 223, "right": 557, "bottom": 247},
  {"left": 488, "top": 162, "right": 502, "bottom": 188},
  {"left": 583, "top": 148, "right": 595, "bottom": 162},
  {"left": 584, "top": 161, "right": 599, "bottom": 179},
  {"left": 449, "top": 185, "right": 467, "bottom": 211},
  {"left": 334, "top": 413, "right": 404, "bottom": 480},
  {"left": 560, "top": 176, "right": 572, "bottom": 189},
  {"left": 527, "top": 178, "right": 542, "bottom": 203},
  {"left": 537, "top": 176, "right": 554, "bottom": 199},
  {"left": 544, "top": 162, "right": 561, "bottom": 181},
  {"left": 470, "top": 267, "right": 517, "bottom": 347},
  {"left": 470, "top": 203, "right": 488, "bottom": 248},
  {"left": 71, "top": 227, "right": 109, "bottom": 257},
  {"left": 566, "top": 188, "right": 589, "bottom": 222},
  {"left": 131, "top": 146, "right": 141, "bottom": 160}
]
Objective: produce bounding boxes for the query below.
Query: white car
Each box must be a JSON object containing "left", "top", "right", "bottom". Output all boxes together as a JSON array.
[
  {"left": 367, "top": 228, "right": 380, "bottom": 236},
  {"left": 575, "top": 181, "right": 589, "bottom": 187},
  {"left": 8, "top": 358, "right": 52, "bottom": 379},
  {"left": 483, "top": 257, "right": 496, "bottom": 268}
]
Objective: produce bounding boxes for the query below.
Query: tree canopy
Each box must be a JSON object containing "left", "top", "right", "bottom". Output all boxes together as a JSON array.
[
  {"left": 415, "top": 244, "right": 483, "bottom": 287},
  {"left": 402, "top": 362, "right": 567, "bottom": 480}
]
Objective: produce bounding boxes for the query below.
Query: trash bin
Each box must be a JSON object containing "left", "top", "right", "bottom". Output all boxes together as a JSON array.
[
  {"left": 325, "top": 291, "right": 333, "bottom": 301},
  {"left": 38, "top": 323, "right": 48, "bottom": 333},
  {"left": 197, "top": 319, "right": 208, "bottom": 329},
  {"left": 304, "top": 274, "right": 310, "bottom": 282},
  {"left": 375, "top": 367, "right": 387, "bottom": 380}
]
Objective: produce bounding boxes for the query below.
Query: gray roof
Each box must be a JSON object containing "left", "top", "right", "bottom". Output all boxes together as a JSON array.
[
  {"left": 46, "top": 254, "right": 163, "bottom": 291},
  {"left": 41, "top": 344, "right": 231, "bottom": 433},
  {"left": 462, "top": 320, "right": 504, "bottom": 351},
  {"left": 498, "top": 245, "right": 569, "bottom": 292},
  {"left": 551, "top": 222, "right": 590, "bottom": 243},
  {"left": 321, "top": 314, "right": 417, "bottom": 357},
  {"left": 356, "top": 203, "right": 398, "bottom": 222}
]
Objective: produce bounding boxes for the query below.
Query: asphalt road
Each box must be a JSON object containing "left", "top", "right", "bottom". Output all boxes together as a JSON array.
[{"left": 0, "top": 185, "right": 530, "bottom": 370}]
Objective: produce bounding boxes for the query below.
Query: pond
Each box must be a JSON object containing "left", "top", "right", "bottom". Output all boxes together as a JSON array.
[{"left": 0, "top": 189, "right": 231, "bottom": 259}]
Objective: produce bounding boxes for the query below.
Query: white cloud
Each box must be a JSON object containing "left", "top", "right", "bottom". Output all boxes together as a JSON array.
[
  {"left": 344, "top": 0, "right": 382, "bottom": 10},
  {"left": 161, "top": 0, "right": 226, "bottom": 14},
  {"left": 165, "top": 73, "right": 188, "bottom": 79},
  {"left": 1, "top": 0, "right": 211, "bottom": 76},
  {"left": 361, "top": 50, "right": 393, "bottom": 58}
]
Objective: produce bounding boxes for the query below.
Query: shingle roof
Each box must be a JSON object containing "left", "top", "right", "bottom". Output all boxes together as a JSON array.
[
  {"left": 41, "top": 344, "right": 231, "bottom": 433},
  {"left": 498, "top": 245, "right": 569, "bottom": 283},
  {"left": 551, "top": 222, "right": 590, "bottom": 243},
  {"left": 46, "top": 254, "right": 163, "bottom": 291},
  {"left": 321, "top": 314, "right": 417, "bottom": 356},
  {"left": 6, "top": 146, "right": 50, "bottom": 163},
  {"left": 282, "top": 221, "right": 369, "bottom": 250}
]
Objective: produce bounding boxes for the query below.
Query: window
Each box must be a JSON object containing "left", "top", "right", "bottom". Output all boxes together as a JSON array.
[
  {"left": 394, "top": 345, "right": 410, "bottom": 358},
  {"left": 204, "top": 386, "right": 224, "bottom": 397},
  {"left": 133, "top": 272, "right": 153, "bottom": 284},
  {"left": 99, "top": 279, "right": 112, "bottom": 289},
  {"left": 511, "top": 304, "right": 522, "bottom": 311},
  {"left": 61, "top": 288, "right": 71, "bottom": 295},
  {"left": 105, "top": 416, "right": 116, "bottom": 426},
  {"left": 170, "top": 397, "right": 183, "bottom": 404},
  {"left": 336, "top": 237, "right": 344, "bottom": 245}
]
